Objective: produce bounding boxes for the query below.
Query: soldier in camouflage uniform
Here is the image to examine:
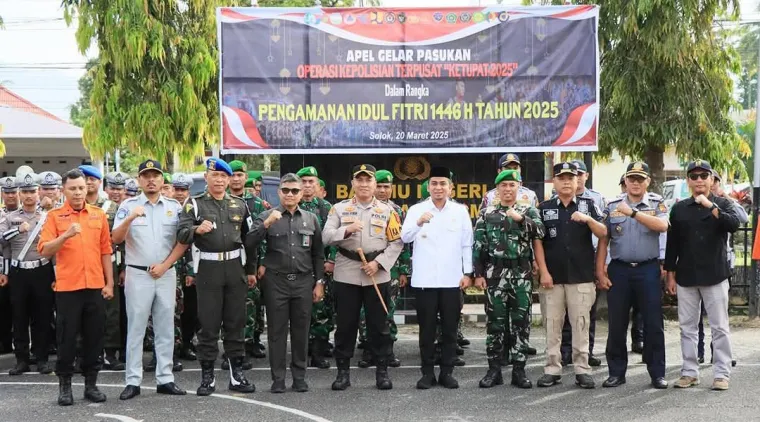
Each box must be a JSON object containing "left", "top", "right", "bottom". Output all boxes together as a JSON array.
[
  {"left": 473, "top": 169, "right": 544, "bottom": 390},
  {"left": 171, "top": 174, "right": 195, "bottom": 361},
  {"left": 357, "top": 170, "right": 410, "bottom": 368},
  {"left": 293, "top": 166, "right": 335, "bottom": 369}
]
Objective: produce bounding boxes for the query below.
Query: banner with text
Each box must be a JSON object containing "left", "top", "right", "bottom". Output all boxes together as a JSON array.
[{"left": 218, "top": 5, "right": 599, "bottom": 154}]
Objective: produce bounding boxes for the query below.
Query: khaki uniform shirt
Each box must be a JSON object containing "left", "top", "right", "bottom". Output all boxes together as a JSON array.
[{"left": 322, "top": 197, "right": 403, "bottom": 286}]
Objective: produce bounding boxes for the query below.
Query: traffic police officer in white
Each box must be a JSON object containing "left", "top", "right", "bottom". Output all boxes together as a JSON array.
[
  {"left": 112, "top": 160, "right": 188, "bottom": 400},
  {"left": 39, "top": 171, "right": 63, "bottom": 210}
]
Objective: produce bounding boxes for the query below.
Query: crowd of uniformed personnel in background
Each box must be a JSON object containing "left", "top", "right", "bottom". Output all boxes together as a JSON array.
[{"left": 0, "top": 151, "right": 743, "bottom": 398}]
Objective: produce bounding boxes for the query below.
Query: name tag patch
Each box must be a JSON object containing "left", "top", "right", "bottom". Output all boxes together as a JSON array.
[
  {"left": 542, "top": 209, "right": 558, "bottom": 221},
  {"left": 578, "top": 201, "right": 588, "bottom": 214}
]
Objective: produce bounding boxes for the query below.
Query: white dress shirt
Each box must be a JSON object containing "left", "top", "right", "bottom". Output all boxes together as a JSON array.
[{"left": 401, "top": 199, "right": 473, "bottom": 288}]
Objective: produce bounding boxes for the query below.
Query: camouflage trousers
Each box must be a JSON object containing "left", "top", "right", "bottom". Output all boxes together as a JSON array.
[
  {"left": 244, "top": 285, "right": 264, "bottom": 346},
  {"left": 309, "top": 274, "right": 334, "bottom": 344},
  {"left": 485, "top": 272, "right": 532, "bottom": 364},
  {"left": 359, "top": 278, "right": 400, "bottom": 344},
  {"left": 143, "top": 279, "right": 183, "bottom": 352}
]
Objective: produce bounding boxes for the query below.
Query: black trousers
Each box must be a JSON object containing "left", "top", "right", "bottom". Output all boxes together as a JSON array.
[
  {"left": 195, "top": 260, "right": 247, "bottom": 361},
  {"left": 415, "top": 287, "right": 460, "bottom": 371},
  {"left": 263, "top": 272, "right": 312, "bottom": 382},
  {"left": 10, "top": 264, "right": 55, "bottom": 362},
  {"left": 181, "top": 283, "right": 198, "bottom": 347},
  {"left": 56, "top": 288, "right": 105, "bottom": 376},
  {"left": 0, "top": 281, "right": 12, "bottom": 350},
  {"left": 333, "top": 281, "right": 391, "bottom": 365}
]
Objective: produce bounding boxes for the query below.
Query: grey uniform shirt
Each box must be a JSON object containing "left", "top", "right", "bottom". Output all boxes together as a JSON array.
[
  {"left": 322, "top": 197, "right": 403, "bottom": 286},
  {"left": 113, "top": 194, "right": 183, "bottom": 267},
  {"left": 0, "top": 208, "right": 46, "bottom": 261},
  {"left": 247, "top": 206, "right": 325, "bottom": 282},
  {"left": 604, "top": 193, "right": 668, "bottom": 263}
]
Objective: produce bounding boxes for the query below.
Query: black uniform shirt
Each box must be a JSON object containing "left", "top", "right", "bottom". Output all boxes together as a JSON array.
[
  {"left": 247, "top": 206, "right": 324, "bottom": 282},
  {"left": 538, "top": 196, "right": 603, "bottom": 284},
  {"left": 664, "top": 194, "right": 740, "bottom": 287}
]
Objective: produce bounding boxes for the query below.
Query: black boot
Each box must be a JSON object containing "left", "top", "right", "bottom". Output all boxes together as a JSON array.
[
  {"left": 387, "top": 344, "right": 400, "bottom": 367},
  {"left": 197, "top": 360, "right": 216, "bottom": 396},
  {"left": 173, "top": 357, "right": 184, "bottom": 372},
  {"left": 331, "top": 359, "right": 351, "bottom": 391},
  {"left": 57, "top": 375, "right": 73, "bottom": 406},
  {"left": 37, "top": 360, "right": 53, "bottom": 375},
  {"left": 241, "top": 355, "right": 253, "bottom": 370},
  {"left": 309, "top": 340, "right": 330, "bottom": 369},
  {"left": 105, "top": 349, "right": 125, "bottom": 371},
  {"left": 251, "top": 334, "right": 266, "bottom": 358},
  {"left": 179, "top": 346, "right": 197, "bottom": 361},
  {"left": 375, "top": 362, "right": 393, "bottom": 390},
  {"left": 438, "top": 367, "right": 459, "bottom": 389},
  {"left": 479, "top": 359, "right": 504, "bottom": 388},
  {"left": 416, "top": 366, "right": 437, "bottom": 389},
  {"left": 227, "top": 356, "right": 255, "bottom": 393},
  {"left": 357, "top": 348, "right": 375, "bottom": 368},
  {"left": 83, "top": 373, "right": 107, "bottom": 403},
  {"left": 511, "top": 362, "right": 532, "bottom": 389},
  {"left": 457, "top": 331, "right": 470, "bottom": 347},
  {"left": 9, "top": 359, "right": 30, "bottom": 376}
]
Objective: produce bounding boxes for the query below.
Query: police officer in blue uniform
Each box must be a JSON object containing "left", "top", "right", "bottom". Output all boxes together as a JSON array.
[
  {"left": 0, "top": 176, "right": 16, "bottom": 354},
  {"left": 596, "top": 162, "right": 669, "bottom": 389}
]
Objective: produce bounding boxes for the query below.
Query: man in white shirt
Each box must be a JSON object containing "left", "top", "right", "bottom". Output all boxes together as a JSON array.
[{"left": 401, "top": 166, "right": 473, "bottom": 390}]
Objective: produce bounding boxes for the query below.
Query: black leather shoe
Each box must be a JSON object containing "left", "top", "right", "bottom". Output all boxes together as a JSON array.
[
  {"left": 416, "top": 373, "right": 437, "bottom": 390},
  {"left": 537, "top": 374, "right": 561, "bottom": 387},
  {"left": 271, "top": 380, "right": 286, "bottom": 393},
  {"left": 522, "top": 346, "right": 538, "bottom": 356},
  {"left": 173, "top": 359, "right": 184, "bottom": 372},
  {"left": 651, "top": 377, "right": 668, "bottom": 389},
  {"left": 83, "top": 374, "right": 107, "bottom": 402},
  {"left": 456, "top": 345, "right": 465, "bottom": 356},
  {"left": 145, "top": 355, "right": 157, "bottom": 372},
  {"left": 241, "top": 357, "right": 253, "bottom": 370},
  {"left": 197, "top": 360, "right": 216, "bottom": 396},
  {"left": 227, "top": 357, "right": 256, "bottom": 393},
  {"left": 452, "top": 357, "right": 466, "bottom": 367},
  {"left": 292, "top": 379, "right": 309, "bottom": 392},
  {"left": 179, "top": 347, "right": 197, "bottom": 361},
  {"left": 603, "top": 376, "right": 626, "bottom": 388},
  {"left": 37, "top": 361, "right": 53, "bottom": 375},
  {"left": 575, "top": 374, "right": 596, "bottom": 389},
  {"left": 457, "top": 333, "right": 470, "bottom": 347},
  {"left": 357, "top": 349, "right": 375, "bottom": 368},
  {"left": 157, "top": 382, "right": 186, "bottom": 395},
  {"left": 438, "top": 372, "right": 459, "bottom": 389},
  {"left": 632, "top": 342, "right": 644, "bottom": 354},
  {"left": 9, "top": 360, "right": 30, "bottom": 376},
  {"left": 310, "top": 356, "right": 331, "bottom": 369},
  {"left": 119, "top": 385, "right": 141, "bottom": 400},
  {"left": 588, "top": 355, "right": 602, "bottom": 367}
]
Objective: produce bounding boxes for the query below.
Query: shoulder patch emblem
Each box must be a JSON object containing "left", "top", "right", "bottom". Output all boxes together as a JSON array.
[
  {"left": 658, "top": 202, "right": 667, "bottom": 213},
  {"left": 185, "top": 203, "right": 193, "bottom": 213},
  {"left": 117, "top": 208, "right": 128, "bottom": 219}
]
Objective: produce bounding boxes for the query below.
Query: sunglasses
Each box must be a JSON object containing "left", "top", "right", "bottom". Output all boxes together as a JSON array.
[
  {"left": 280, "top": 187, "right": 301, "bottom": 195},
  {"left": 688, "top": 172, "right": 710, "bottom": 181}
]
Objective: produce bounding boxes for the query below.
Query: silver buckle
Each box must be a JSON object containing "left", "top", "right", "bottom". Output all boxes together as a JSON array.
[
  {"left": 287, "top": 274, "right": 297, "bottom": 281},
  {"left": 218, "top": 252, "right": 225, "bottom": 261},
  {"left": 630, "top": 262, "right": 639, "bottom": 267}
]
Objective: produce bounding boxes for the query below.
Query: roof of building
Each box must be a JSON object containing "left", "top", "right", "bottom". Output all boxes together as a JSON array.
[
  {"left": 0, "top": 106, "right": 82, "bottom": 139},
  {"left": 0, "top": 86, "right": 64, "bottom": 123}
]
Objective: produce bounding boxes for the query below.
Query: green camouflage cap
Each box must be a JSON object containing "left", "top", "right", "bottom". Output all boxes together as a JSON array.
[
  {"left": 375, "top": 169, "right": 393, "bottom": 184},
  {"left": 495, "top": 169, "right": 522, "bottom": 185},
  {"left": 248, "top": 170, "right": 262, "bottom": 182},
  {"left": 163, "top": 173, "right": 173, "bottom": 184},
  {"left": 296, "top": 166, "right": 318, "bottom": 178},
  {"left": 229, "top": 160, "right": 247, "bottom": 173},
  {"left": 319, "top": 178, "right": 325, "bottom": 188}
]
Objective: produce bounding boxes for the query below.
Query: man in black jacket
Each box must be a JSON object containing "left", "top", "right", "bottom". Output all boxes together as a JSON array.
[{"left": 665, "top": 159, "right": 740, "bottom": 391}]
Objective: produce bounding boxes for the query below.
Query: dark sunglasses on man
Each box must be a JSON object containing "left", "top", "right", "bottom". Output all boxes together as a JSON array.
[
  {"left": 688, "top": 172, "right": 710, "bottom": 181},
  {"left": 281, "top": 187, "right": 301, "bottom": 195}
]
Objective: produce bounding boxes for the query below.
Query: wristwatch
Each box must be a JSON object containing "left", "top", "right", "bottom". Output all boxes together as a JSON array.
[
  {"left": 316, "top": 279, "right": 326, "bottom": 285},
  {"left": 630, "top": 209, "right": 638, "bottom": 219},
  {"left": 710, "top": 204, "right": 719, "bottom": 212}
]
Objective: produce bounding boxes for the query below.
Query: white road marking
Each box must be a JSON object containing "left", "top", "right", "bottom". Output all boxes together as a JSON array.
[
  {"left": 526, "top": 389, "right": 580, "bottom": 406},
  {"left": 0, "top": 382, "right": 332, "bottom": 422},
  {"left": 94, "top": 414, "right": 144, "bottom": 422}
]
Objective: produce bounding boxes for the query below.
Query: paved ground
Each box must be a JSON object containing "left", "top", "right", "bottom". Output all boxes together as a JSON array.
[{"left": 0, "top": 321, "right": 758, "bottom": 422}]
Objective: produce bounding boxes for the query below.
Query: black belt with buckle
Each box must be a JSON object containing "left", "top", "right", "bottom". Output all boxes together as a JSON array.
[
  {"left": 128, "top": 264, "right": 150, "bottom": 271},
  {"left": 270, "top": 269, "right": 309, "bottom": 281},
  {"left": 338, "top": 248, "right": 382, "bottom": 262},
  {"left": 612, "top": 258, "right": 657, "bottom": 268}
]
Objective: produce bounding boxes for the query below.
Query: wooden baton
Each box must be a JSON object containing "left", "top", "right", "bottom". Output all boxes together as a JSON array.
[{"left": 356, "top": 248, "right": 389, "bottom": 315}]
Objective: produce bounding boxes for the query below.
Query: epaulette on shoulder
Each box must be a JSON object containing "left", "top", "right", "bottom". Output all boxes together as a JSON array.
[
  {"left": 608, "top": 196, "right": 624, "bottom": 205},
  {"left": 647, "top": 192, "right": 663, "bottom": 201}
]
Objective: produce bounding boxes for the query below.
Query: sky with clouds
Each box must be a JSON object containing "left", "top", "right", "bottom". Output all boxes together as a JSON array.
[{"left": 0, "top": 0, "right": 758, "bottom": 123}]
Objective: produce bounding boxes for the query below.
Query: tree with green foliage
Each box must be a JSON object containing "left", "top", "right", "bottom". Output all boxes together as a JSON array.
[
  {"left": 62, "top": 0, "right": 250, "bottom": 170},
  {"left": 522, "top": 0, "right": 749, "bottom": 190}
]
